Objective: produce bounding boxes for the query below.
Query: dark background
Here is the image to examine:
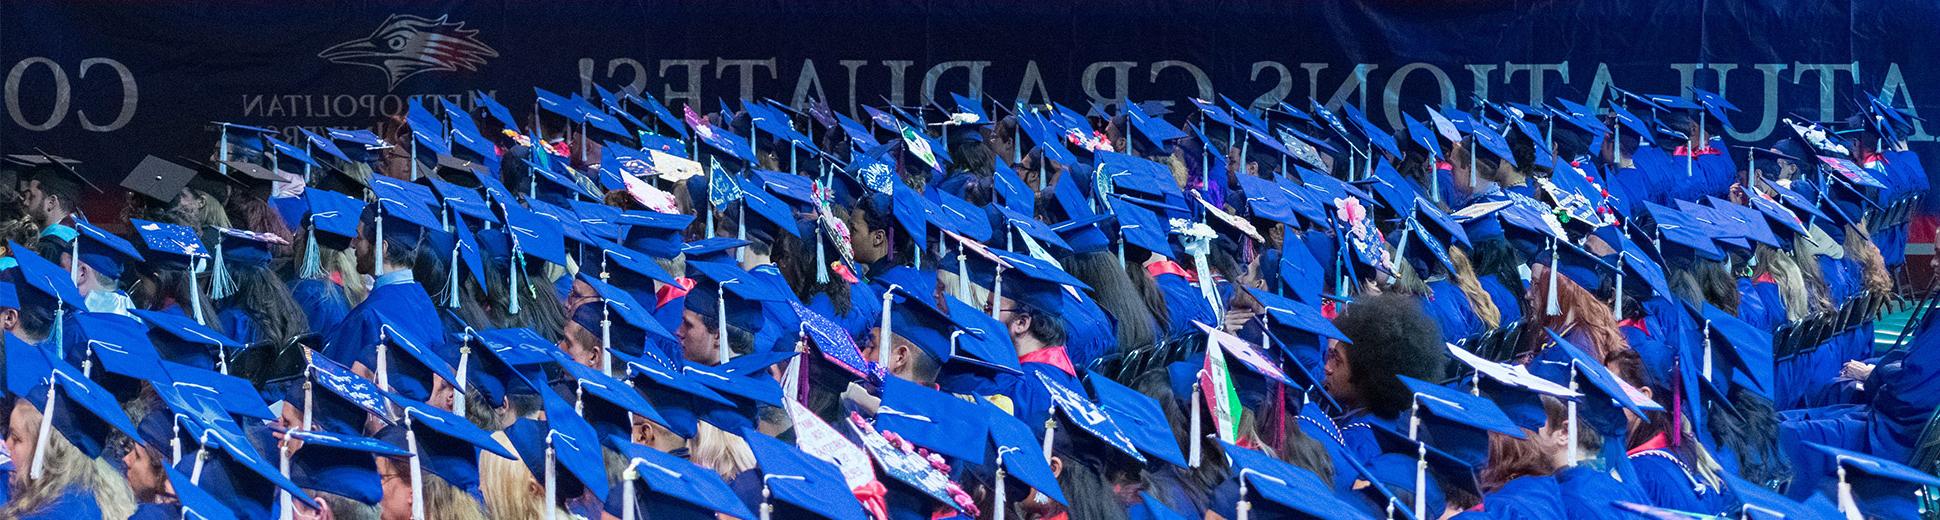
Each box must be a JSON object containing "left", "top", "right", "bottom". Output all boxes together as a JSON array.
[{"left": 2, "top": 0, "right": 1935, "bottom": 199}]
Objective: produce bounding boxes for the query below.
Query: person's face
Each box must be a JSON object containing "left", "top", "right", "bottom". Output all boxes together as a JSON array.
[
  {"left": 7, "top": 401, "right": 36, "bottom": 487},
  {"left": 677, "top": 309, "right": 719, "bottom": 365},
  {"left": 352, "top": 223, "right": 375, "bottom": 276},
  {"left": 20, "top": 180, "right": 47, "bottom": 222},
  {"left": 123, "top": 444, "right": 164, "bottom": 500},
  {"left": 558, "top": 320, "right": 602, "bottom": 369},
  {"left": 844, "top": 210, "right": 886, "bottom": 264},
  {"left": 378, "top": 458, "right": 412, "bottom": 520},
  {"left": 1322, "top": 339, "right": 1355, "bottom": 406},
  {"left": 430, "top": 376, "right": 457, "bottom": 412}
]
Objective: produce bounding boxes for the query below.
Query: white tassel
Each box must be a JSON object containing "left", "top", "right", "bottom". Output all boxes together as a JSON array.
[
  {"left": 30, "top": 383, "right": 56, "bottom": 479},
  {"left": 299, "top": 228, "right": 322, "bottom": 280},
  {"left": 446, "top": 247, "right": 462, "bottom": 309},
  {"left": 877, "top": 285, "right": 900, "bottom": 371},
  {"left": 1612, "top": 255, "right": 1625, "bottom": 320},
  {"left": 507, "top": 252, "right": 523, "bottom": 316},
  {"left": 1545, "top": 239, "right": 1561, "bottom": 316},
  {"left": 1188, "top": 380, "right": 1203, "bottom": 467},
  {"left": 407, "top": 415, "right": 426, "bottom": 520},
  {"left": 716, "top": 288, "right": 730, "bottom": 365},
  {"left": 815, "top": 225, "right": 828, "bottom": 284},
  {"left": 1040, "top": 411, "right": 1057, "bottom": 464},
  {"left": 992, "top": 464, "right": 1007, "bottom": 520}
]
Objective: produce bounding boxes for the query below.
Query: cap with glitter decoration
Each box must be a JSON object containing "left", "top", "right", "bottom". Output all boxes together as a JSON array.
[{"left": 1037, "top": 371, "right": 1145, "bottom": 463}]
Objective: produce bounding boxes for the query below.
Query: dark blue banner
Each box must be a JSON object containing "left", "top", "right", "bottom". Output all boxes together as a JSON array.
[{"left": 3, "top": 0, "right": 1936, "bottom": 193}]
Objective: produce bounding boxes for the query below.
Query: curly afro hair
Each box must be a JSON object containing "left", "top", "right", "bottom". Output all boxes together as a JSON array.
[{"left": 1333, "top": 293, "right": 1448, "bottom": 418}]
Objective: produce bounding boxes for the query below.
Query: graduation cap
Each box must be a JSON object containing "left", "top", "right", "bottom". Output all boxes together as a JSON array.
[
  {"left": 185, "top": 426, "right": 318, "bottom": 520},
  {"left": 7, "top": 150, "right": 98, "bottom": 201},
  {"left": 619, "top": 351, "right": 732, "bottom": 439},
  {"left": 286, "top": 428, "right": 411, "bottom": 505},
  {"left": 976, "top": 398, "right": 1066, "bottom": 508},
  {"left": 297, "top": 189, "right": 367, "bottom": 277},
  {"left": 1807, "top": 442, "right": 1940, "bottom": 518},
  {"left": 1036, "top": 370, "right": 1145, "bottom": 463},
  {"left": 677, "top": 363, "right": 783, "bottom": 433},
  {"left": 505, "top": 392, "right": 612, "bottom": 504},
  {"left": 610, "top": 435, "right": 757, "bottom": 520},
  {"left": 279, "top": 350, "right": 394, "bottom": 435},
  {"left": 10, "top": 342, "right": 140, "bottom": 479},
  {"left": 1691, "top": 303, "right": 1772, "bottom": 399},
  {"left": 1446, "top": 343, "right": 1580, "bottom": 432},
  {"left": 383, "top": 392, "right": 518, "bottom": 493},
  {"left": 73, "top": 219, "right": 144, "bottom": 280},
  {"left": 129, "top": 218, "right": 208, "bottom": 271},
  {"left": 1642, "top": 202, "right": 1724, "bottom": 260},
  {"left": 1220, "top": 441, "right": 1364, "bottom": 520},
  {"left": 121, "top": 155, "right": 200, "bottom": 204},
  {"left": 1342, "top": 104, "right": 1402, "bottom": 158},
  {"left": 578, "top": 274, "right": 677, "bottom": 367},
  {"left": 1087, "top": 373, "right": 1189, "bottom": 468},
  {"left": 163, "top": 466, "right": 238, "bottom": 520},
  {"left": 11, "top": 240, "right": 84, "bottom": 308},
  {"left": 368, "top": 310, "right": 460, "bottom": 402},
  {"left": 1126, "top": 100, "right": 1188, "bottom": 151},
  {"left": 133, "top": 308, "right": 242, "bottom": 372},
  {"left": 874, "top": 376, "right": 990, "bottom": 463},
  {"left": 744, "top": 431, "right": 870, "bottom": 520},
  {"left": 207, "top": 226, "right": 286, "bottom": 300},
  {"left": 559, "top": 357, "right": 668, "bottom": 443}
]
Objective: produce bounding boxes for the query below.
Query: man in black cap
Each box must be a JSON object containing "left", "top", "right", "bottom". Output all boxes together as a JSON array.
[{"left": 8, "top": 153, "right": 91, "bottom": 242}]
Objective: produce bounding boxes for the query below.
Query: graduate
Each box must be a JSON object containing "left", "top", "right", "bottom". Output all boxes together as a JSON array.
[{"left": 287, "top": 188, "right": 366, "bottom": 338}]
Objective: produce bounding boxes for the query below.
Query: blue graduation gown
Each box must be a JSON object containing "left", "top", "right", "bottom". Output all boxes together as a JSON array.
[
  {"left": 128, "top": 502, "right": 179, "bottom": 520},
  {"left": 1627, "top": 146, "right": 1679, "bottom": 206},
  {"left": 321, "top": 276, "right": 446, "bottom": 399},
  {"left": 1479, "top": 276, "right": 1523, "bottom": 326},
  {"left": 1422, "top": 279, "right": 1484, "bottom": 343},
  {"left": 1555, "top": 465, "right": 1648, "bottom": 520},
  {"left": 1150, "top": 262, "right": 1217, "bottom": 341},
  {"left": 1336, "top": 410, "right": 1399, "bottom": 466},
  {"left": 16, "top": 485, "right": 101, "bottom": 520},
  {"left": 1473, "top": 475, "right": 1566, "bottom": 520},
  {"left": 289, "top": 277, "right": 351, "bottom": 338},
  {"left": 1628, "top": 449, "right": 1733, "bottom": 514},
  {"left": 1734, "top": 276, "right": 1787, "bottom": 333},
  {"left": 217, "top": 306, "right": 264, "bottom": 345}
]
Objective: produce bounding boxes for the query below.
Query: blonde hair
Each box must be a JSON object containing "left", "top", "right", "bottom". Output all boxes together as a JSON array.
[
  {"left": 381, "top": 456, "right": 487, "bottom": 520},
  {"left": 1449, "top": 248, "right": 1502, "bottom": 328},
  {"left": 2, "top": 402, "right": 136, "bottom": 520},
  {"left": 1754, "top": 245, "right": 1812, "bottom": 322},
  {"left": 179, "top": 191, "right": 232, "bottom": 229},
  {"left": 689, "top": 422, "right": 756, "bottom": 480},
  {"left": 479, "top": 432, "right": 559, "bottom": 520},
  {"left": 1843, "top": 224, "right": 1894, "bottom": 294}
]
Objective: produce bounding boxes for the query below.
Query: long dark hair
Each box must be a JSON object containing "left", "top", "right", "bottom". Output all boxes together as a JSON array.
[
  {"left": 1050, "top": 429, "right": 1134, "bottom": 520},
  {"left": 1066, "top": 251, "right": 1161, "bottom": 353},
  {"left": 1133, "top": 368, "right": 1222, "bottom": 513},
  {"left": 775, "top": 227, "right": 850, "bottom": 316},
  {"left": 220, "top": 264, "right": 309, "bottom": 345}
]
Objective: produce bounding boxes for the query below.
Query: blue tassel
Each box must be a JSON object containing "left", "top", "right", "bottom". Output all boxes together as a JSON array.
[
  {"left": 210, "top": 239, "right": 235, "bottom": 300},
  {"left": 299, "top": 229, "right": 322, "bottom": 280}
]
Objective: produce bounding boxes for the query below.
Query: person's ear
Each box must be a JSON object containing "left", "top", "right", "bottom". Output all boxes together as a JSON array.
[
  {"left": 1048, "top": 455, "right": 1064, "bottom": 478},
  {"left": 870, "top": 228, "right": 887, "bottom": 250},
  {"left": 527, "top": 478, "right": 543, "bottom": 497},
  {"left": 1009, "top": 313, "right": 1032, "bottom": 336}
]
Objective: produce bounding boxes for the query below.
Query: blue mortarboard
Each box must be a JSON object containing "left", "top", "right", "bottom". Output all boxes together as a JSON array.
[
  {"left": 744, "top": 431, "right": 869, "bottom": 520},
  {"left": 618, "top": 210, "right": 695, "bottom": 259},
  {"left": 1219, "top": 95, "right": 1272, "bottom": 134},
  {"left": 1403, "top": 113, "right": 1443, "bottom": 159},
  {"left": 165, "top": 360, "right": 273, "bottom": 421},
  {"left": 1342, "top": 104, "right": 1401, "bottom": 158},
  {"left": 1221, "top": 442, "right": 1364, "bottom": 520},
  {"left": 609, "top": 435, "right": 757, "bottom": 520},
  {"left": 1705, "top": 197, "right": 1779, "bottom": 248},
  {"left": 1245, "top": 287, "right": 1347, "bottom": 345},
  {"left": 386, "top": 393, "right": 518, "bottom": 492},
  {"left": 0, "top": 281, "right": 13, "bottom": 310},
  {"left": 1365, "top": 420, "right": 1486, "bottom": 499},
  {"left": 304, "top": 188, "right": 367, "bottom": 243},
  {"left": 299, "top": 128, "right": 350, "bottom": 165},
  {"left": 1642, "top": 202, "right": 1725, "bottom": 260},
  {"left": 74, "top": 311, "right": 171, "bottom": 397},
  {"left": 72, "top": 220, "right": 143, "bottom": 280},
  {"left": 628, "top": 91, "right": 691, "bottom": 140},
  {"left": 679, "top": 363, "right": 782, "bottom": 432},
  {"left": 931, "top": 189, "right": 995, "bottom": 243},
  {"left": 1087, "top": 373, "right": 1189, "bottom": 468},
  {"left": 469, "top": 90, "right": 519, "bottom": 130},
  {"left": 1099, "top": 151, "right": 1185, "bottom": 201},
  {"left": 14, "top": 348, "right": 140, "bottom": 458},
  {"left": 875, "top": 284, "right": 960, "bottom": 367},
  {"left": 369, "top": 309, "right": 460, "bottom": 402},
  {"left": 992, "top": 204, "right": 1073, "bottom": 255},
  {"left": 580, "top": 274, "right": 678, "bottom": 357},
  {"left": 499, "top": 202, "right": 569, "bottom": 266},
  {"left": 165, "top": 466, "right": 238, "bottom": 520},
  {"left": 1309, "top": 98, "right": 1355, "bottom": 139},
  {"left": 187, "top": 426, "right": 318, "bottom": 520},
  {"left": 1468, "top": 123, "right": 1518, "bottom": 167},
  {"left": 1036, "top": 371, "right": 1145, "bottom": 463},
  {"left": 1126, "top": 100, "right": 1187, "bottom": 150},
  {"left": 620, "top": 351, "right": 732, "bottom": 439},
  {"left": 940, "top": 297, "right": 1023, "bottom": 374},
  {"left": 509, "top": 392, "right": 612, "bottom": 502},
  {"left": 790, "top": 301, "right": 876, "bottom": 380},
  {"left": 469, "top": 327, "right": 555, "bottom": 404},
  {"left": 876, "top": 377, "right": 990, "bottom": 462},
  {"left": 369, "top": 175, "right": 442, "bottom": 234},
  {"left": 1693, "top": 303, "right": 1771, "bottom": 398},
  {"left": 1549, "top": 98, "right": 1609, "bottom": 136},
  {"left": 1401, "top": 374, "right": 1525, "bottom": 438},
  {"left": 560, "top": 357, "right": 669, "bottom": 442},
  {"left": 1449, "top": 344, "right": 1580, "bottom": 432},
  {"left": 287, "top": 429, "right": 411, "bottom": 505},
  {"left": 1347, "top": 453, "right": 1442, "bottom": 520},
  {"left": 1808, "top": 442, "right": 1940, "bottom": 517},
  {"left": 1188, "top": 98, "right": 1240, "bottom": 130},
  {"left": 978, "top": 399, "right": 1067, "bottom": 504},
  {"left": 279, "top": 351, "right": 394, "bottom": 436},
  {"left": 128, "top": 219, "right": 207, "bottom": 269},
  {"left": 1723, "top": 472, "right": 1828, "bottom": 520},
  {"left": 1108, "top": 196, "right": 1174, "bottom": 256},
  {"left": 1530, "top": 330, "right": 1657, "bottom": 437}
]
